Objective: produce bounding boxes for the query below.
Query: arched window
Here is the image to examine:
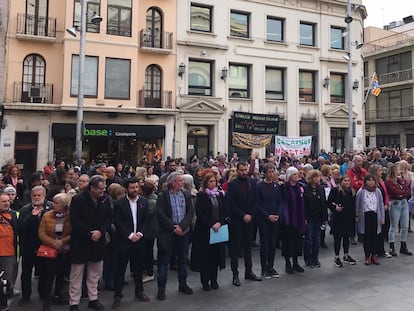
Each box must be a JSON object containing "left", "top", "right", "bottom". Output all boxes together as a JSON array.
[
  {"left": 22, "top": 54, "right": 46, "bottom": 102},
  {"left": 144, "top": 65, "right": 161, "bottom": 108},
  {"left": 146, "top": 7, "right": 162, "bottom": 48}
]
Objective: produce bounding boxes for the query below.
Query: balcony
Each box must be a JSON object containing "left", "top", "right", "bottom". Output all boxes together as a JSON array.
[
  {"left": 364, "top": 68, "right": 413, "bottom": 88},
  {"left": 139, "top": 29, "right": 173, "bottom": 54},
  {"left": 138, "top": 89, "right": 172, "bottom": 109},
  {"left": 365, "top": 106, "right": 414, "bottom": 122},
  {"left": 16, "top": 13, "right": 56, "bottom": 42},
  {"left": 13, "top": 82, "right": 54, "bottom": 104}
]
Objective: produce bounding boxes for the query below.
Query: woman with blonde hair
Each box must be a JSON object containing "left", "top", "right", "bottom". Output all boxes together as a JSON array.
[{"left": 38, "top": 193, "right": 72, "bottom": 310}]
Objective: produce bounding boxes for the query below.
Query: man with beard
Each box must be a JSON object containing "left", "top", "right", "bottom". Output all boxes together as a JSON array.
[
  {"left": 18, "top": 186, "right": 53, "bottom": 305},
  {"left": 227, "top": 161, "right": 261, "bottom": 286},
  {"left": 111, "top": 177, "right": 150, "bottom": 309}
]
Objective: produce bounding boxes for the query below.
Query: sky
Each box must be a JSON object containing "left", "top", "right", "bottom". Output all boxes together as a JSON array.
[{"left": 362, "top": 0, "right": 414, "bottom": 28}]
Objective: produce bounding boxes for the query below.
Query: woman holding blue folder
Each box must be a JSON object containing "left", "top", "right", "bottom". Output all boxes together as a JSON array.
[{"left": 190, "top": 172, "right": 227, "bottom": 291}]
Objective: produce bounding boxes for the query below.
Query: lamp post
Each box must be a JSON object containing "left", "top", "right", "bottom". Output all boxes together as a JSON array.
[{"left": 346, "top": 0, "right": 353, "bottom": 151}]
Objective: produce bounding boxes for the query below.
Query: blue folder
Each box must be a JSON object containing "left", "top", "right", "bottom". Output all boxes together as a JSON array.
[{"left": 209, "top": 224, "right": 229, "bottom": 244}]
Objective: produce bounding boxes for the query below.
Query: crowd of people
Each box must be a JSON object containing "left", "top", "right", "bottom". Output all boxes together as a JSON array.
[{"left": 0, "top": 146, "right": 414, "bottom": 311}]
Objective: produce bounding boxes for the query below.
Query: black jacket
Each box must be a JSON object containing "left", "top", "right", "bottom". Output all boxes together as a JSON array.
[
  {"left": 227, "top": 177, "right": 257, "bottom": 224},
  {"left": 303, "top": 184, "right": 328, "bottom": 222}
]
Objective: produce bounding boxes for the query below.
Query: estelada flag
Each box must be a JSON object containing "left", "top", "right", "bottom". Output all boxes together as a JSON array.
[{"left": 371, "top": 72, "right": 381, "bottom": 96}]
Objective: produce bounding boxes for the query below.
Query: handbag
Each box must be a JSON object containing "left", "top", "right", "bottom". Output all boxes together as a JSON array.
[{"left": 37, "top": 244, "right": 57, "bottom": 259}]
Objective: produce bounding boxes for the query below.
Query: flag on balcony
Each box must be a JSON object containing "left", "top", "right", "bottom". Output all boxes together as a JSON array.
[{"left": 371, "top": 72, "right": 381, "bottom": 96}]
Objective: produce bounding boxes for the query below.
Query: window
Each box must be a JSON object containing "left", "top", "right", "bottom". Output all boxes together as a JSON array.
[
  {"left": 22, "top": 54, "right": 45, "bottom": 102},
  {"left": 144, "top": 65, "right": 162, "bottom": 108},
  {"left": 146, "top": 7, "right": 162, "bottom": 48},
  {"left": 330, "top": 73, "right": 345, "bottom": 103},
  {"left": 25, "top": 0, "right": 49, "bottom": 36},
  {"left": 107, "top": 0, "right": 132, "bottom": 37},
  {"left": 74, "top": 0, "right": 101, "bottom": 33},
  {"left": 376, "top": 52, "right": 412, "bottom": 82},
  {"left": 229, "top": 64, "right": 249, "bottom": 98},
  {"left": 265, "top": 67, "right": 284, "bottom": 100},
  {"left": 230, "top": 10, "right": 249, "bottom": 38},
  {"left": 190, "top": 3, "right": 212, "bottom": 32},
  {"left": 330, "top": 27, "right": 344, "bottom": 50},
  {"left": 71, "top": 55, "right": 98, "bottom": 97},
  {"left": 188, "top": 60, "right": 212, "bottom": 96},
  {"left": 105, "top": 58, "right": 130, "bottom": 99},
  {"left": 300, "top": 22, "right": 315, "bottom": 46},
  {"left": 266, "top": 17, "right": 283, "bottom": 42},
  {"left": 299, "top": 70, "right": 315, "bottom": 102}
]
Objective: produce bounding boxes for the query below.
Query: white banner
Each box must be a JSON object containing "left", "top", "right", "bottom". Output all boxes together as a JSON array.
[{"left": 275, "top": 135, "right": 312, "bottom": 158}]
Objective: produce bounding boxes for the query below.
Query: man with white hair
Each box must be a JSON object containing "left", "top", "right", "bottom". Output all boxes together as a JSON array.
[{"left": 347, "top": 155, "right": 367, "bottom": 191}]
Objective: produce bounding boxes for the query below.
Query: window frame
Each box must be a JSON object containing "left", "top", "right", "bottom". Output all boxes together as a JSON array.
[
  {"left": 107, "top": 0, "right": 132, "bottom": 37},
  {"left": 70, "top": 54, "right": 99, "bottom": 98},
  {"left": 266, "top": 16, "right": 284, "bottom": 42},
  {"left": 330, "top": 73, "right": 346, "bottom": 103},
  {"left": 73, "top": 0, "right": 101, "bottom": 33},
  {"left": 228, "top": 63, "right": 250, "bottom": 99},
  {"left": 300, "top": 21, "right": 315, "bottom": 46},
  {"left": 188, "top": 59, "right": 213, "bottom": 96},
  {"left": 104, "top": 57, "right": 131, "bottom": 100},
  {"left": 299, "top": 70, "right": 315, "bottom": 102},
  {"left": 190, "top": 3, "right": 213, "bottom": 33},
  {"left": 265, "top": 67, "right": 285, "bottom": 100},
  {"left": 230, "top": 10, "right": 250, "bottom": 38},
  {"left": 330, "top": 26, "right": 345, "bottom": 50}
]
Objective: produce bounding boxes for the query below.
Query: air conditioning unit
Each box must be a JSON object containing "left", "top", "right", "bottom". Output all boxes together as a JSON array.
[{"left": 29, "top": 87, "right": 44, "bottom": 103}]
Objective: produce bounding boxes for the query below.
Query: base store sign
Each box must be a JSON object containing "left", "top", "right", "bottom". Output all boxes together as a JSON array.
[{"left": 275, "top": 136, "right": 312, "bottom": 157}]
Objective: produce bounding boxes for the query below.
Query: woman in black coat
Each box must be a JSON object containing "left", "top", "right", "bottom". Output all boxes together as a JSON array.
[
  {"left": 190, "top": 172, "right": 227, "bottom": 291},
  {"left": 327, "top": 175, "right": 357, "bottom": 267}
]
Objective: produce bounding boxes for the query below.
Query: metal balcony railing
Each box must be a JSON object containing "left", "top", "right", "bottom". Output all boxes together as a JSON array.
[
  {"left": 16, "top": 13, "right": 56, "bottom": 37},
  {"left": 365, "top": 106, "right": 414, "bottom": 121},
  {"left": 138, "top": 89, "right": 172, "bottom": 109},
  {"left": 363, "top": 30, "right": 414, "bottom": 54},
  {"left": 139, "top": 29, "right": 173, "bottom": 50},
  {"left": 364, "top": 68, "right": 413, "bottom": 87},
  {"left": 13, "top": 82, "right": 54, "bottom": 104}
]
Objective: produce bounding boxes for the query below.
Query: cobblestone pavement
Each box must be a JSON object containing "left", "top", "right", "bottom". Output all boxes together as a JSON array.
[{"left": 12, "top": 233, "right": 414, "bottom": 311}]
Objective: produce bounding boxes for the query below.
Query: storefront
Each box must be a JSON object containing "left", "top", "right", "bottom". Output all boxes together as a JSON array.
[{"left": 52, "top": 123, "right": 165, "bottom": 166}]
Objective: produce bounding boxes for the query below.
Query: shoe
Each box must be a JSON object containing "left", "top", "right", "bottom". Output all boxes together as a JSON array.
[
  {"left": 389, "top": 243, "right": 398, "bottom": 257},
  {"left": 17, "top": 297, "right": 30, "bottom": 306},
  {"left": 142, "top": 274, "right": 155, "bottom": 283},
  {"left": 88, "top": 300, "right": 104, "bottom": 311},
  {"left": 269, "top": 268, "right": 280, "bottom": 278},
  {"left": 313, "top": 261, "right": 321, "bottom": 268},
  {"left": 364, "top": 257, "right": 371, "bottom": 265},
  {"left": 384, "top": 252, "right": 393, "bottom": 258},
  {"left": 262, "top": 270, "right": 272, "bottom": 279},
  {"left": 251, "top": 241, "right": 260, "bottom": 249},
  {"left": 111, "top": 297, "right": 121, "bottom": 310},
  {"left": 178, "top": 284, "right": 193, "bottom": 295},
  {"left": 202, "top": 283, "right": 211, "bottom": 291},
  {"left": 135, "top": 292, "right": 150, "bottom": 302},
  {"left": 43, "top": 302, "right": 51, "bottom": 311},
  {"left": 400, "top": 242, "right": 413, "bottom": 256},
  {"left": 305, "top": 261, "right": 313, "bottom": 268},
  {"left": 157, "top": 288, "right": 166, "bottom": 301},
  {"left": 210, "top": 280, "right": 219, "bottom": 290},
  {"left": 371, "top": 255, "right": 380, "bottom": 265},
  {"left": 70, "top": 305, "right": 80, "bottom": 311},
  {"left": 285, "top": 262, "right": 294, "bottom": 274},
  {"left": 343, "top": 255, "right": 357, "bottom": 265},
  {"left": 232, "top": 274, "right": 241, "bottom": 286},
  {"left": 51, "top": 295, "right": 68, "bottom": 305},
  {"left": 350, "top": 237, "right": 357, "bottom": 245},
  {"left": 334, "top": 257, "right": 343, "bottom": 267},
  {"left": 13, "top": 288, "right": 20, "bottom": 297},
  {"left": 292, "top": 263, "right": 304, "bottom": 273},
  {"left": 245, "top": 271, "right": 262, "bottom": 281},
  {"left": 409, "top": 228, "right": 413, "bottom": 233}
]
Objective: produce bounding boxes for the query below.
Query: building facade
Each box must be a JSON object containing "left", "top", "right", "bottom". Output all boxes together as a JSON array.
[
  {"left": 364, "top": 19, "right": 414, "bottom": 149},
  {"left": 1, "top": 0, "right": 366, "bottom": 176}
]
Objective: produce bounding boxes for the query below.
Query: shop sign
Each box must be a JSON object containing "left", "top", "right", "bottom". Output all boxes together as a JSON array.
[
  {"left": 233, "top": 111, "right": 279, "bottom": 135},
  {"left": 83, "top": 127, "right": 137, "bottom": 137}
]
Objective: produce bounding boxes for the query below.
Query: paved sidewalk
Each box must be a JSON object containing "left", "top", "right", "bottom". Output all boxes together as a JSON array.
[{"left": 12, "top": 233, "right": 414, "bottom": 311}]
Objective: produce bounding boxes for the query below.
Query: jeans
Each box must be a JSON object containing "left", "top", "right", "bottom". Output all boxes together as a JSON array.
[
  {"left": 388, "top": 199, "right": 409, "bottom": 243},
  {"left": 304, "top": 219, "right": 322, "bottom": 265},
  {"left": 157, "top": 234, "right": 189, "bottom": 289},
  {"left": 258, "top": 220, "right": 280, "bottom": 272}
]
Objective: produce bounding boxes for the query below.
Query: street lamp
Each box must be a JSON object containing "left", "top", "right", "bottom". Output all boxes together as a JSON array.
[
  {"left": 345, "top": 0, "right": 353, "bottom": 151},
  {"left": 66, "top": 0, "right": 102, "bottom": 164}
]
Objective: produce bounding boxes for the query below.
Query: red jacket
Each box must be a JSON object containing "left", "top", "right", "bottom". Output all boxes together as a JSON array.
[{"left": 347, "top": 166, "right": 367, "bottom": 191}]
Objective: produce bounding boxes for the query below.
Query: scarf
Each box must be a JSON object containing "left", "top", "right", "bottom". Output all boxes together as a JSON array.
[
  {"left": 206, "top": 187, "right": 220, "bottom": 198},
  {"left": 287, "top": 182, "right": 306, "bottom": 235},
  {"left": 363, "top": 185, "right": 376, "bottom": 192}
]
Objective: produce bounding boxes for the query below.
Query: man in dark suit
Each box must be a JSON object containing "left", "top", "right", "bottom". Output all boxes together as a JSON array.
[
  {"left": 111, "top": 177, "right": 150, "bottom": 309},
  {"left": 68, "top": 175, "right": 112, "bottom": 311},
  {"left": 156, "top": 172, "right": 194, "bottom": 301},
  {"left": 227, "top": 161, "right": 262, "bottom": 286}
]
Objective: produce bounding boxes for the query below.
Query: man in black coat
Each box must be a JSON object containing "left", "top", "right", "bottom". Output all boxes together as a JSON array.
[
  {"left": 68, "top": 175, "right": 112, "bottom": 311},
  {"left": 111, "top": 177, "right": 150, "bottom": 309},
  {"left": 227, "top": 161, "right": 262, "bottom": 286},
  {"left": 156, "top": 172, "right": 194, "bottom": 301},
  {"left": 17, "top": 186, "right": 53, "bottom": 305}
]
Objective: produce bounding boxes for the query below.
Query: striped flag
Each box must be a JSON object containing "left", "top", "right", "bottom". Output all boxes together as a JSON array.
[{"left": 371, "top": 72, "right": 381, "bottom": 96}]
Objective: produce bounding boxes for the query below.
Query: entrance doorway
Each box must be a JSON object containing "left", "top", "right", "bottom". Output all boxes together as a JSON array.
[
  {"left": 331, "top": 128, "right": 345, "bottom": 153},
  {"left": 187, "top": 126, "right": 210, "bottom": 162},
  {"left": 14, "top": 132, "right": 38, "bottom": 181}
]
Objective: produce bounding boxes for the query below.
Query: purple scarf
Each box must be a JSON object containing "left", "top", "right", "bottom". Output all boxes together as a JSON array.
[
  {"left": 286, "top": 182, "right": 306, "bottom": 235},
  {"left": 206, "top": 187, "right": 220, "bottom": 198}
]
